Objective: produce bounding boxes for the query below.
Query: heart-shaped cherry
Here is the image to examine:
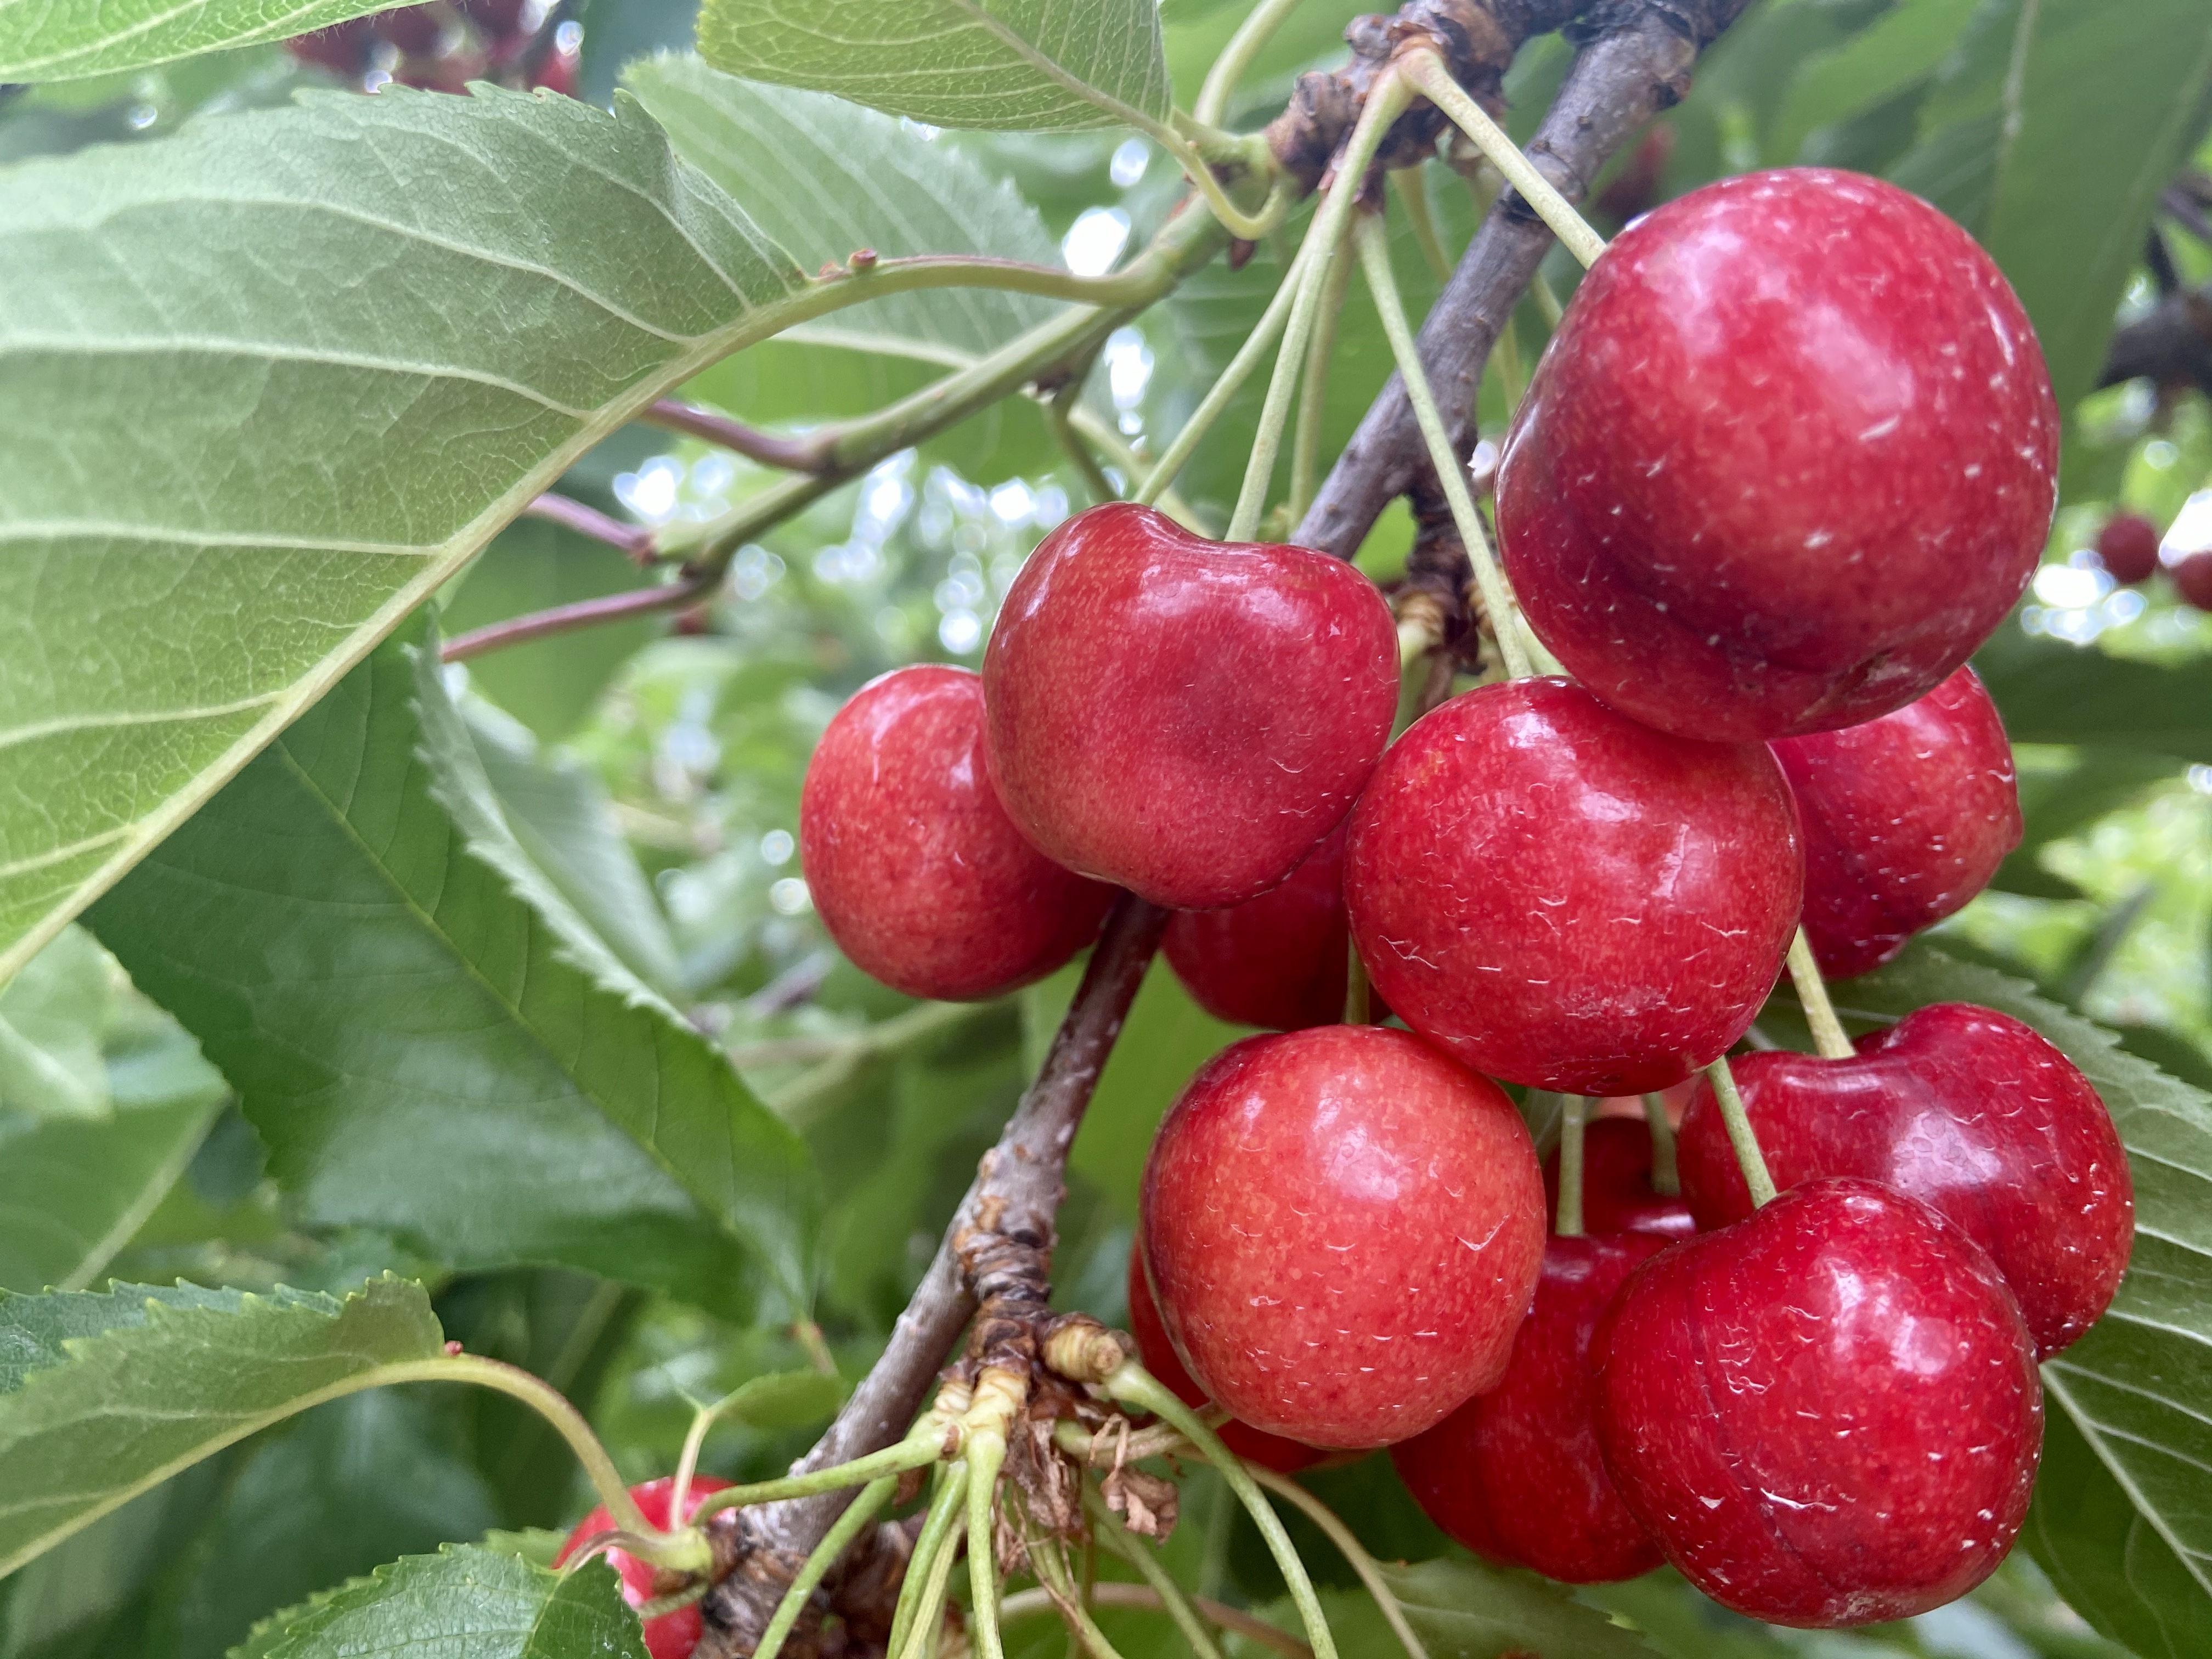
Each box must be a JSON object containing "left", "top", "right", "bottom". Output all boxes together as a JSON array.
[
  {"left": 1393, "top": 1231, "right": 1667, "bottom": 1583},
  {"left": 1542, "top": 1116, "right": 1693, "bottom": 1239},
  {"left": 556, "top": 1475, "right": 733, "bottom": 1659},
  {"left": 1124, "top": 1242, "right": 1321, "bottom": 1474},
  {"left": 801, "top": 665, "right": 1113, "bottom": 1000},
  {"left": 1344, "top": 677, "right": 1802, "bottom": 1094},
  {"left": 1141, "top": 1024, "right": 1545, "bottom": 1448},
  {"left": 983, "top": 503, "right": 1398, "bottom": 910},
  {"left": 1773, "top": 667, "right": 2022, "bottom": 979},
  {"left": 1677, "top": 1003, "right": 2132, "bottom": 1357},
  {"left": 1164, "top": 817, "right": 1364, "bottom": 1030},
  {"left": 1498, "top": 168, "right": 2057, "bottom": 742},
  {"left": 1593, "top": 1178, "right": 2042, "bottom": 1627}
]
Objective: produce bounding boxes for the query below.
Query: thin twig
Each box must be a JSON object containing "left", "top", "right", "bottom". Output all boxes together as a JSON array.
[
  {"left": 520, "top": 492, "right": 655, "bottom": 563},
  {"left": 440, "top": 569, "right": 716, "bottom": 662},
  {"left": 645, "top": 399, "right": 825, "bottom": 473}
]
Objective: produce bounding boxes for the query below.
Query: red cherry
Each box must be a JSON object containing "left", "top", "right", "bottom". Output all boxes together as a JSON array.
[
  {"left": 1542, "top": 1117, "right": 1693, "bottom": 1239},
  {"left": 1393, "top": 1232, "right": 1668, "bottom": 1583},
  {"left": 1124, "top": 1244, "right": 1322, "bottom": 1474},
  {"left": 1163, "top": 819, "right": 1363, "bottom": 1030},
  {"left": 286, "top": 19, "right": 375, "bottom": 74},
  {"left": 2176, "top": 549, "right": 2212, "bottom": 611},
  {"left": 555, "top": 1475, "right": 733, "bottom": 1659},
  {"left": 1677, "top": 1004, "right": 2132, "bottom": 1357},
  {"left": 529, "top": 46, "right": 579, "bottom": 97},
  {"left": 1498, "top": 168, "right": 2057, "bottom": 743},
  {"left": 2095, "top": 513, "right": 2163, "bottom": 584},
  {"left": 800, "top": 665, "right": 1113, "bottom": 1000},
  {"left": 377, "top": 4, "right": 448, "bottom": 55},
  {"left": 983, "top": 503, "right": 1397, "bottom": 910},
  {"left": 1771, "top": 666, "right": 2021, "bottom": 979},
  {"left": 1344, "top": 678, "right": 1802, "bottom": 1094},
  {"left": 1139, "top": 1024, "right": 1545, "bottom": 1448},
  {"left": 1593, "top": 1179, "right": 2041, "bottom": 1627}
]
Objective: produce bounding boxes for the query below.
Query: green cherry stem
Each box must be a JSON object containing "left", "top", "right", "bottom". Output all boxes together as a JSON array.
[
  {"left": 1104, "top": 1364, "right": 1339, "bottom": 1659},
  {"left": 965, "top": 1429, "right": 1011, "bottom": 1659},
  {"left": 1392, "top": 168, "right": 1453, "bottom": 283},
  {"left": 889, "top": 1464, "right": 969, "bottom": 1659},
  {"left": 1194, "top": 0, "right": 1306, "bottom": 125},
  {"left": 1705, "top": 1054, "right": 1778, "bottom": 1207},
  {"left": 688, "top": 1432, "right": 943, "bottom": 1521},
  {"left": 753, "top": 1475, "right": 899, "bottom": 1659},
  {"left": 1641, "top": 1092, "right": 1680, "bottom": 1198},
  {"left": 1084, "top": 1485, "right": 1228, "bottom": 1659},
  {"left": 1000, "top": 1585, "right": 1313, "bottom": 1658},
  {"left": 1290, "top": 228, "right": 1358, "bottom": 527},
  {"left": 1353, "top": 210, "right": 1532, "bottom": 679},
  {"left": 1400, "top": 52, "right": 1607, "bottom": 269},
  {"left": 1244, "top": 1466, "right": 1432, "bottom": 1659},
  {"left": 1789, "top": 927, "right": 1855, "bottom": 1060},
  {"left": 1556, "top": 1094, "right": 1588, "bottom": 1238}
]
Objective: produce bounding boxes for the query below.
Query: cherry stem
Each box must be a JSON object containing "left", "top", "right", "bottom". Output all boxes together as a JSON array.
[
  {"left": 1789, "top": 928, "right": 1855, "bottom": 1060},
  {"left": 1195, "top": 0, "right": 1304, "bottom": 125},
  {"left": 1400, "top": 52, "right": 1609, "bottom": 270},
  {"left": 519, "top": 492, "right": 656, "bottom": 562},
  {"left": 1245, "top": 1466, "right": 1432, "bottom": 1659},
  {"left": 1228, "top": 71, "right": 1412, "bottom": 543},
  {"left": 439, "top": 569, "right": 715, "bottom": 663},
  {"left": 1641, "top": 1092, "right": 1680, "bottom": 1198},
  {"left": 753, "top": 1474, "right": 898, "bottom": 1659},
  {"left": 1393, "top": 169, "right": 1453, "bottom": 284},
  {"left": 1353, "top": 210, "right": 1532, "bottom": 679},
  {"left": 1000, "top": 1584, "right": 1312, "bottom": 1658},
  {"left": 1556, "top": 1094, "right": 1588, "bottom": 1238},
  {"left": 1705, "top": 1055, "right": 1777, "bottom": 1207},
  {"left": 887, "top": 1463, "right": 968, "bottom": 1659},
  {"left": 1291, "top": 229, "right": 1358, "bottom": 527},
  {"left": 1344, "top": 940, "right": 1372, "bottom": 1024},
  {"left": 965, "top": 1430, "right": 1010, "bottom": 1659},
  {"left": 643, "top": 399, "right": 822, "bottom": 474},
  {"left": 1084, "top": 1485, "right": 1228, "bottom": 1659},
  {"left": 1104, "top": 1365, "right": 1340, "bottom": 1659},
  {"left": 1028, "top": 1528, "right": 1129, "bottom": 1659},
  {"left": 688, "top": 1432, "right": 943, "bottom": 1520}
]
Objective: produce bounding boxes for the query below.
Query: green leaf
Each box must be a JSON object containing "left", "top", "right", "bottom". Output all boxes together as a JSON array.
[
  {"left": 0, "top": 0, "right": 416, "bottom": 83},
  {"left": 695, "top": 0, "right": 1170, "bottom": 133},
  {"left": 1836, "top": 944, "right": 2212, "bottom": 1655},
  {"left": 1889, "top": 0, "right": 2212, "bottom": 407},
  {"left": 230, "top": 1545, "right": 648, "bottom": 1659},
  {"left": 1975, "top": 634, "right": 2212, "bottom": 764},
  {"left": 0, "top": 929, "right": 119, "bottom": 1123},
  {"left": 1993, "top": 747, "right": 2179, "bottom": 900},
  {"left": 1767, "top": 0, "right": 1980, "bottom": 165},
  {"left": 88, "top": 629, "right": 819, "bottom": 1316},
  {"left": 0, "top": 82, "right": 821, "bottom": 984},
  {"left": 0, "top": 1276, "right": 444, "bottom": 1577},
  {"left": 1378, "top": 1553, "right": 1658, "bottom": 1658}
]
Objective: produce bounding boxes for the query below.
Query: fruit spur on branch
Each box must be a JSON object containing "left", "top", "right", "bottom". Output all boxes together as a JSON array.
[{"left": 567, "top": 45, "right": 2130, "bottom": 1659}]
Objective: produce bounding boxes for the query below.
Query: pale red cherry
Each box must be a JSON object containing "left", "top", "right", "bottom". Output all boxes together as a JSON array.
[
  {"left": 983, "top": 503, "right": 1397, "bottom": 910},
  {"left": 1164, "top": 819, "right": 1362, "bottom": 1030},
  {"left": 1498, "top": 168, "right": 2058, "bottom": 742},
  {"left": 556, "top": 1476, "right": 733, "bottom": 1659},
  {"left": 1772, "top": 666, "right": 2021, "bottom": 979},
  {"left": 1677, "top": 1003, "right": 2132, "bottom": 1357},
  {"left": 800, "top": 665, "right": 1112, "bottom": 1000},
  {"left": 1141, "top": 1024, "right": 1545, "bottom": 1448},
  {"left": 1344, "top": 677, "right": 1802, "bottom": 1094},
  {"left": 1394, "top": 1231, "right": 1668, "bottom": 1583},
  {"left": 1593, "top": 1179, "right": 2042, "bottom": 1627},
  {"left": 1124, "top": 1244, "right": 1321, "bottom": 1474}
]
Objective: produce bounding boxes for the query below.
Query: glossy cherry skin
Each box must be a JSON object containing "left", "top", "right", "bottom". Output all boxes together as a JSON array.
[
  {"left": 2096, "top": 513, "right": 2163, "bottom": 584},
  {"left": 1393, "top": 1232, "right": 1668, "bottom": 1583},
  {"left": 1140, "top": 1024, "right": 1545, "bottom": 1448},
  {"left": 801, "top": 665, "right": 1113, "bottom": 1001},
  {"left": 2177, "top": 549, "right": 2212, "bottom": 611},
  {"left": 983, "top": 503, "right": 1398, "bottom": 910},
  {"left": 1344, "top": 678, "right": 1802, "bottom": 1094},
  {"left": 1772, "top": 667, "right": 2022, "bottom": 979},
  {"left": 1678, "top": 1004, "right": 2132, "bottom": 1357},
  {"left": 1498, "top": 169, "right": 2058, "bottom": 743},
  {"left": 1593, "top": 1178, "right": 2042, "bottom": 1627},
  {"left": 1164, "top": 819, "right": 1361, "bottom": 1030},
  {"left": 1125, "top": 1244, "right": 1322, "bottom": 1474},
  {"left": 556, "top": 1476, "right": 733, "bottom": 1659},
  {"left": 1543, "top": 1116, "right": 1694, "bottom": 1239}
]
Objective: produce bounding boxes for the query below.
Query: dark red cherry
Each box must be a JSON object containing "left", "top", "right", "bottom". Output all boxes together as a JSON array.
[
  {"left": 1393, "top": 1232, "right": 1667, "bottom": 1583},
  {"left": 983, "top": 503, "right": 1397, "bottom": 910},
  {"left": 800, "top": 665, "right": 1113, "bottom": 1000},
  {"left": 1124, "top": 1244, "right": 1322, "bottom": 1474},
  {"left": 2096, "top": 513, "right": 2163, "bottom": 584},
  {"left": 1164, "top": 819, "right": 1363, "bottom": 1030},
  {"left": 1141, "top": 1024, "right": 1545, "bottom": 1448},
  {"left": 1543, "top": 1117, "right": 1693, "bottom": 1239},
  {"left": 555, "top": 1475, "right": 733, "bottom": 1659},
  {"left": 1593, "top": 1179, "right": 2042, "bottom": 1627},
  {"left": 2177, "top": 549, "right": 2212, "bottom": 611},
  {"left": 1771, "top": 666, "right": 2021, "bottom": 979},
  {"left": 1677, "top": 1004, "right": 2132, "bottom": 1357},
  {"left": 1498, "top": 168, "right": 2058, "bottom": 742},
  {"left": 1343, "top": 677, "right": 1802, "bottom": 1094}
]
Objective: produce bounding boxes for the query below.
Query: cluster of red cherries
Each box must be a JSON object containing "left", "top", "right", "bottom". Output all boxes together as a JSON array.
[
  {"left": 793, "top": 168, "right": 2141, "bottom": 1631},
  {"left": 2095, "top": 509, "right": 2212, "bottom": 610},
  {"left": 287, "top": 0, "right": 577, "bottom": 96}
]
